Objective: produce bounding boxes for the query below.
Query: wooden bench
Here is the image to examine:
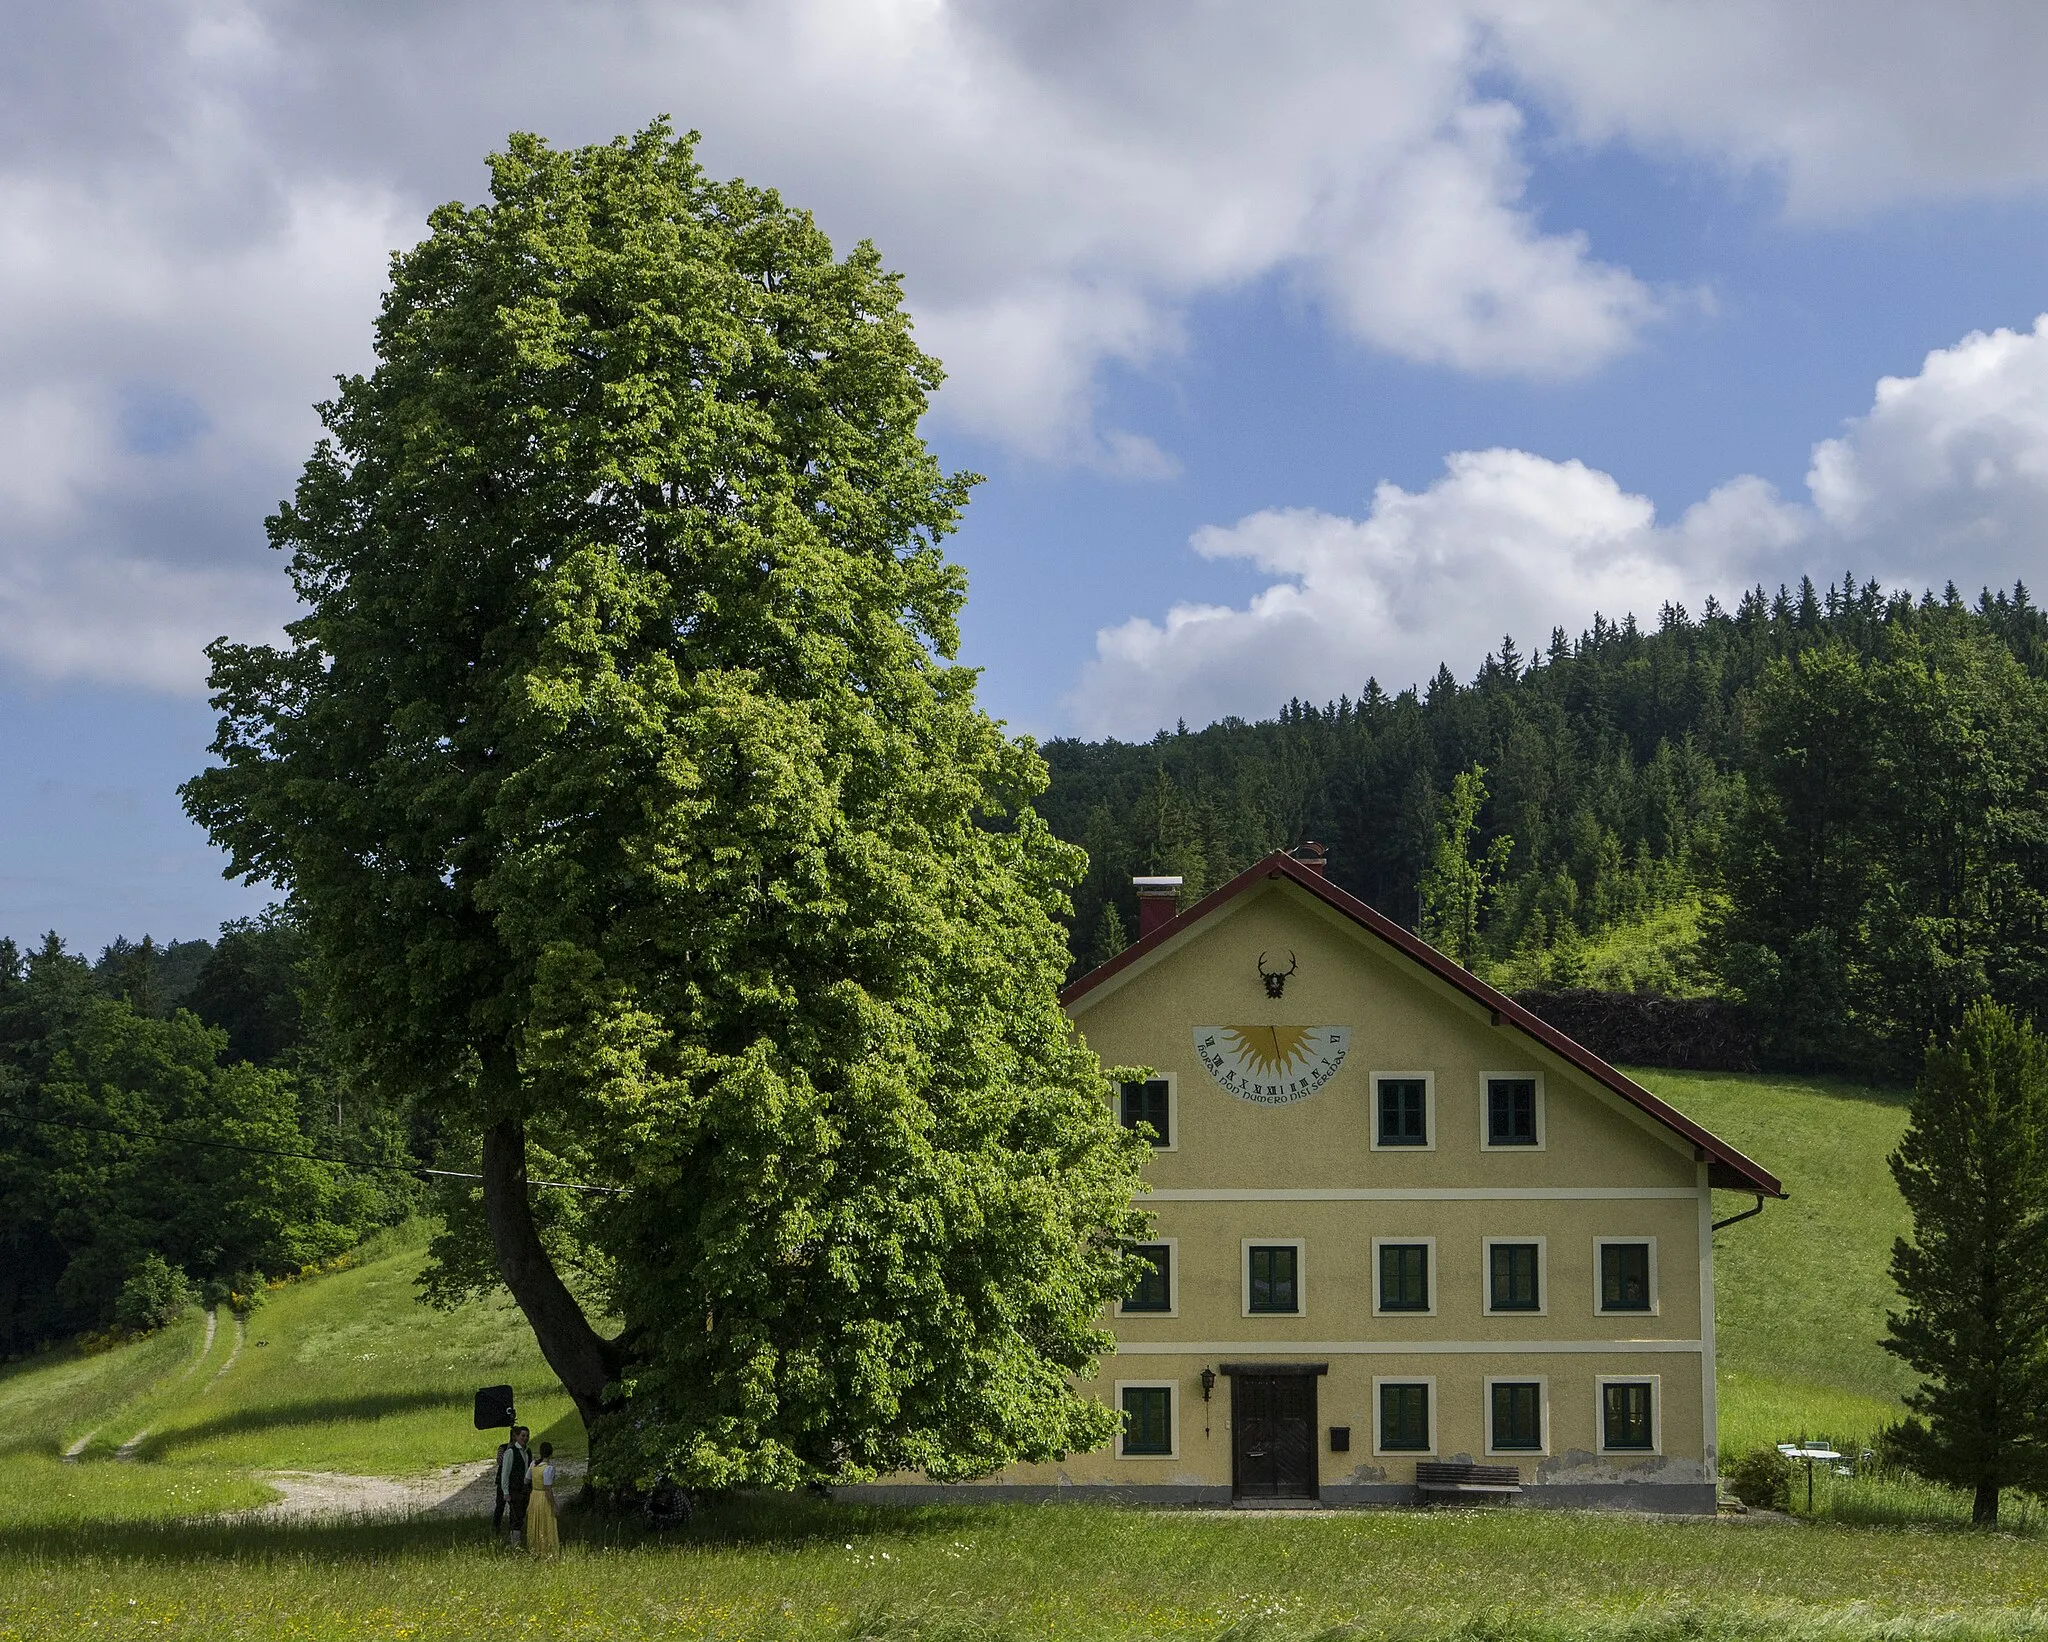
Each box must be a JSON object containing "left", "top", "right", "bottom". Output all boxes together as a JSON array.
[{"left": 1415, "top": 1461, "right": 1522, "bottom": 1496}]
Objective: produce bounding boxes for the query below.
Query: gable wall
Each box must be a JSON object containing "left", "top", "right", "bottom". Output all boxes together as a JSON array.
[{"left": 1076, "top": 881, "right": 1697, "bottom": 1195}]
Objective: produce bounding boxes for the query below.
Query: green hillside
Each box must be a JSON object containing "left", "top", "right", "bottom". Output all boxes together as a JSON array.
[
  {"left": 133, "top": 1227, "right": 582, "bottom": 1475},
  {"left": 0, "top": 1223, "right": 580, "bottom": 1531},
  {"left": 1639, "top": 1068, "right": 1914, "bottom": 1455},
  {"left": 2, "top": 1068, "right": 1911, "bottom": 1516}
]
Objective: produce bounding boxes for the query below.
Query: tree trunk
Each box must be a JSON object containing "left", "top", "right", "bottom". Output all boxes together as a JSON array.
[
  {"left": 1975, "top": 1480, "right": 2000, "bottom": 1527},
  {"left": 480, "top": 1117, "right": 622, "bottom": 1487}
]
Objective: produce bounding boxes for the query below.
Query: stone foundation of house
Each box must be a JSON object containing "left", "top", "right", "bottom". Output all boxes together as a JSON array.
[{"left": 833, "top": 1481, "right": 1716, "bottom": 1514}]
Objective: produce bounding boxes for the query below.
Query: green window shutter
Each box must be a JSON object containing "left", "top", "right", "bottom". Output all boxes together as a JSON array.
[
  {"left": 1490, "top": 1382, "right": 1543, "bottom": 1450},
  {"left": 1121, "top": 1386, "right": 1172, "bottom": 1455},
  {"left": 1602, "top": 1382, "right": 1654, "bottom": 1450},
  {"left": 1377, "top": 1079, "right": 1428, "bottom": 1145},
  {"left": 1379, "top": 1382, "right": 1430, "bottom": 1451},
  {"left": 1248, "top": 1245, "right": 1299, "bottom": 1313},
  {"left": 1120, "top": 1080, "right": 1171, "bottom": 1147},
  {"left": 1489, "top": 1243, "right": 1540, "bottom": 1311},
  {"left": 1378, "top": 1243, "right": 1429, "bottom": 1311},
  {"left": 1600, "top": 1243, "right": 1651, "bottom": 1311},
  {"left": 1487, "top": 1079, "right": 1537, "bottom": 1145},
  {"left": 1123, "top": 1244, "right": 1173, "bottom": 1313}
]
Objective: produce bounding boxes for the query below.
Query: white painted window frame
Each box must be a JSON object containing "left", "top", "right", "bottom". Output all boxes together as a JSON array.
[
  {"left": 1479, "top": 1071, "right": 1547, "bottom": 1152},
  {"left": 1595, "top": 1374, "right": 1662, "bottom": 1456},
  {"left": 1482, "top": 1235, "right": 1549, "bottom": 1317},
  {"left": 1371, "top": 1375, "right": 1437, "bottom": 1457},
  {"left": 1117, "top": 1071, "right": 1179, "bottom": 1153},
  {"left": 1369, "top": 1070, "right": 1436, "bottom": 1151},
  {"left": 1484, "top": 1374, "right": 1550, "bottom": 1457},
  {"left": 1593, "top": 1236, "right": 1660, "bottom": 1317},
  {"left": 1117, "top": 1236, "right": 1180, "bottom": 1319},
  {"left": 1370, "top": 1235, "right": 1437, "bottom": 1317},
  {"left": 1115, "top": 1379, "right": 1179, "bottom": 1460},
  {"left": 1242, "top": 1237, "right": 1307, "bottom": 1317}
]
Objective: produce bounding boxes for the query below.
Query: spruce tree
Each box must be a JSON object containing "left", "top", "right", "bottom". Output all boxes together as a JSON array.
[
  {"left": 1089, "top": 902, "right": 1130, "bottom": 967},
  {"left": 1884, "top": 1000, "right": 2048, "bottom": 1525}
]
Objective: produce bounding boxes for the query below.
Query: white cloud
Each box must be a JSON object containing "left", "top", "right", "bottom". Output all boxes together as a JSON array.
[
  {"left": 1072, "top": 315, "right": 2048, "bottom": 737},
  {"left": 0, "top": 0, "right": 1661, "bottom": 687},
  {"left": 1808, "top": 318, "right": 2048, "bottom": 576},
  {"left": 0, "top": 156, "right": 403, "bottom": 689},
  {"left": 1310, "top": 102, "right": 1658, "bottom": 376},
  {"left": 15, "top": 3, "right": 2048, "bottom": 689},
  {"left": 1073, "top": 451, "right": 1737, "bottom": 737},
  {"left": 1488, "top": 0, "right": 2048, "bottom": 216}
]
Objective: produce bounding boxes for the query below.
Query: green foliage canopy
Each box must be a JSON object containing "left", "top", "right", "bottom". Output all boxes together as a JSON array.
[
  {"left": 1715, "top": 630, "right": 2048, "bottom": 1072},
  {"left": 112, "top": 1252, "right": 194, "bottom": 1334},
  {"left": 183, "top": 122, "right": 1147, "bottom": 1489},
  {"left": 1418, "top": 765, "right": 1511, "bottom": 970},
  {"left": 188, "top": 913, "right": 309, "bottom": 1068},
  {"left": 0, "top": 936, "right": 383, "bottom": 1349}
]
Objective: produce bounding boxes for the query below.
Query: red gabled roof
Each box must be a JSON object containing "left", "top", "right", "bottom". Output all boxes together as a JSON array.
[{"left": 1063, "top": 851, "right": 1783, "bottom": 1198}]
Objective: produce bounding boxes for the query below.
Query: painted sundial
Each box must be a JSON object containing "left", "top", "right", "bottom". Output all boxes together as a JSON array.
[{"left": 1192, "top": 1025, "right": 1352, "bottom": 1106}]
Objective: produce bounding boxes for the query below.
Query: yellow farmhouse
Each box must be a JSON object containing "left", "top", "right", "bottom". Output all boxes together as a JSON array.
[{"left": 864, "top": 848, "right": 1783, "bottom": 1512}]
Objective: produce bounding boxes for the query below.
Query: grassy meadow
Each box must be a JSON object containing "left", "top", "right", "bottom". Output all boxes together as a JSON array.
[
  {"left": 1635, "top": 1068, "right": 1914, "bottom": 1457},
  {"left": 17, "top": 1496, "right": 2048, "bottom": 1641},
  {"left": 0, "top": 1223, "right": 580, "bottom": 1478},
  {"left": 13, "top": 1067, "right": 2048, "bottom": 1642}
]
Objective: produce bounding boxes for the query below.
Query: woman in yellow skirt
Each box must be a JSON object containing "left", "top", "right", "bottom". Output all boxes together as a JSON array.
[{"left": 525, "top": 1441, "right": 561, "bottom": 1558}]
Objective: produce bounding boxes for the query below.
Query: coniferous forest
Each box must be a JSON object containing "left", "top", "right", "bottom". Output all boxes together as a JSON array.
[{"left": 1040, "top": 574, "right": 2048, "bottom": 1080}]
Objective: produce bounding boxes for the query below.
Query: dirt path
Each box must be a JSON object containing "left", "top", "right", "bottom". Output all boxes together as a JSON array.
[
  {"left": 66, "top": 1307, "right": 218, "bottom": 1464},
  {"left": 233, "top": 1459, "right": 587, "bottom": 1523},
  {"left": 206, "top": 1312, "right": 245, "bottom": 1387}
]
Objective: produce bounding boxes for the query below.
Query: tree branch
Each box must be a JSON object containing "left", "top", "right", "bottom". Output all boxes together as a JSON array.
[{"left": 480, "top": 1116, "right": 621, "bottom": 1434}]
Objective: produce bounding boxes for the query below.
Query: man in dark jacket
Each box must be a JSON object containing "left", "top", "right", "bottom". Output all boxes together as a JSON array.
[{"left": 495, "top": 1426, "right": 532, "bottom": 1545}]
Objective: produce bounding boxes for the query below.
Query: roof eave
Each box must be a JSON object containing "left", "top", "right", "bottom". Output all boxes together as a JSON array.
[{"left": 1062, "top": 853, "right": 1785, "bottom": 1201}]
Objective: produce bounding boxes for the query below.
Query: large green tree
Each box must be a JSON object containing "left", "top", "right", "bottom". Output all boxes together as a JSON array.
[
  {"left": 1884, "top": 1000, "right": 2048, "bottom": 1526},
  {"left": 183, "top": 123, "right": 1146, "bottom": 1489}
]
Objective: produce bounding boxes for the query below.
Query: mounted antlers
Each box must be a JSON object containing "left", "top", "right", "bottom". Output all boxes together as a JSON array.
[{"left": 1257, "top": 949, "right": 1298, "bottom": 998}]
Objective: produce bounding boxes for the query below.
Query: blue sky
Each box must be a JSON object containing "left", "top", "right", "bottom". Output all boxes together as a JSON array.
[
  {"left": 947, "top": 169, "right": 2048, "bottom": 737},
  {"left": 11, "top": 3, "right": 2048, "bottom": 950}
]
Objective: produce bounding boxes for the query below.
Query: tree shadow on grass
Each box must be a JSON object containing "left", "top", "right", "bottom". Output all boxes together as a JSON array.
[
  {"left": 137, "top": 1389, "right": 468, "bottom": 1459},
  {"left": 0, "top": 1491, "right": 989, "bottom": 1566},
  {"left": 534, "top": 1406, "right": 587, "bottom": 1458},
  {"left": 1761, "top": 1073, "right": 1912, "bottom": 1112},
  {"left": 1628, "top": 1066, "right": 1913, "bottom": 1112}
]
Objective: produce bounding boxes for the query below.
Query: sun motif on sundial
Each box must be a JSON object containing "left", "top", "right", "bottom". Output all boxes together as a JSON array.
[
  {"left": 1220, "top": 1025, "right": 1315, "bottom": 1077},
  {"left": 1192, "top": 1024, "right": 1351, "bottom": 1106}
]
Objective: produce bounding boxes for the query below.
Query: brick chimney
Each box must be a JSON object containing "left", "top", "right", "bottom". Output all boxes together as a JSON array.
[
  {"left": 1294, "top": 840, "right": 1329, "bottom": 876},
  {"left": 1133, "top": 876, "right": 1184, "bottom": 939}
]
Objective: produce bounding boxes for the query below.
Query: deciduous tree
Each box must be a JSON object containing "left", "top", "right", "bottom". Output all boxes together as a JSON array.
[
  {"left": 1419, "top": 766, "right": 1511, "bottom": 969},
  {"left": 183, "top": 123, "right": 1147, "bottom": 1490}
]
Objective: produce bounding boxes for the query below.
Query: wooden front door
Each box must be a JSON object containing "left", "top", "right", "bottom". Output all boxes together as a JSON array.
[{"left": 1231, "top": 1372, "right": 1318, "bottom": 1500}]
